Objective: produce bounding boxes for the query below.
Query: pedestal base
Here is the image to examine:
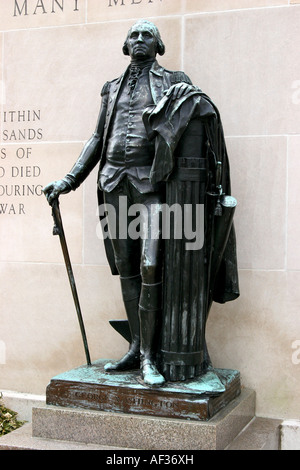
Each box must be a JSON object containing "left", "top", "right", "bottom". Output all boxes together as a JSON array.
[
  {"left": 46, "top": 359, "right": 240, "bottom": 422},
  {"left": 33, "top": 388, "right": 255, "bottom": 450}
]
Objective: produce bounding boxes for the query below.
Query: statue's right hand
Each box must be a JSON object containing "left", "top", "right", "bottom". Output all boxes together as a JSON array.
[{"left": 42, "top": 179, "right": 71, "bottom": 206}]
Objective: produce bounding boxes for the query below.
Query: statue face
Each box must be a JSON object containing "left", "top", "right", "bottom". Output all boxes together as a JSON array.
[{"left": 127, "top": 23, "right": 157, "bottom": 61}]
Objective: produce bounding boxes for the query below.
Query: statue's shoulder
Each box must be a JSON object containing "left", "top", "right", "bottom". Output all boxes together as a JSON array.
[
  {"left": 152, "top": 62, "right": 192, "bottom": 85},
  {"left": 101, "top": 81, "right": 111, "bottom": 96},
  {"left": 162, "top": 67, "right": 192, "bottom": 85},
  {"left": 100, "top": 73, "right": 124, "bottom": 96}
]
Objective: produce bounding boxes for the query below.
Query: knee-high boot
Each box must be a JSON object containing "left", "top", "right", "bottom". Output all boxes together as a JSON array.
[
  {"left": 105, "top": 274, "right": 141, "bottom": 371},
  {"left": 139, "top": 282, "right": 165, "bottom": 386}
]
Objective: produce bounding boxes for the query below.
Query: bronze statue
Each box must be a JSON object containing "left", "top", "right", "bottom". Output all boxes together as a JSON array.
[{"left": 43, "top": 20, "right": 239, "bottom": 388}]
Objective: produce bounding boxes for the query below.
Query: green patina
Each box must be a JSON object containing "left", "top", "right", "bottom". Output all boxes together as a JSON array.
[{"left": 51, "top": 359, "right": 239, "bottom": 396}]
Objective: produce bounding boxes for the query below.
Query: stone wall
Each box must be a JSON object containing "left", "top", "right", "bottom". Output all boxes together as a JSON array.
[{"left": 0, "top": 0, "right": 299, "bottom": 420}]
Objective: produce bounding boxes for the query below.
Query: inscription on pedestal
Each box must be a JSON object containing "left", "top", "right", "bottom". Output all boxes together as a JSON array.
[
  {"left": 46, "top": 360, "right": 241, "bottom": 421},
  {"left": 69, "top": 388, "right": 174, "bottom": 411}
]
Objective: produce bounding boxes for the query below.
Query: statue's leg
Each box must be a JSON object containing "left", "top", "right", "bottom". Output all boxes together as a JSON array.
[
  {"left": 104, "top": 274, "right": 141, "bottom": 371},
  {"left": 139, "top": 230, "right": 165, "bottom": 386},
  {"left": 103, "top": 185, "right": 142, "bottom": 372}
]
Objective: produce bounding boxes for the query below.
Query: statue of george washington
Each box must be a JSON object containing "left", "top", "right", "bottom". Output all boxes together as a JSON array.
[{"left": 43, "top": 20, "right": 239, "bottom": 387}]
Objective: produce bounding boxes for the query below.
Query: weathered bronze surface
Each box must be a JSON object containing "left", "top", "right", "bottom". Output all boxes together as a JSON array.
[
  {"left": 46, "top": 360, "right": 241, "bottom": 422},
  {"left": 43, "top": 20, "right": 240, "bottom": 397}
]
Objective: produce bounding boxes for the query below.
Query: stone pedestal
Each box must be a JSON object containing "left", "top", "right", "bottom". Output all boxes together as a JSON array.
[
  {"left": 33, "top": 388, "right": 255, "bottom": 450},
  {"left": 27, "top": 359, "right": 256, "bottom": 450},
  {"left": 46, "top": 359, "right": 241, "bottom": 421}
]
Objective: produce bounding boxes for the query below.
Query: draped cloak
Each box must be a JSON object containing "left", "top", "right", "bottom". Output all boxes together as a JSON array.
[{"left": 102, "top": 89, "right": 239, "bottom": 305}]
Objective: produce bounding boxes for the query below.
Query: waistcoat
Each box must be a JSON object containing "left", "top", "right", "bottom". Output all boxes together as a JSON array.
[
  {"left": 100, "top": 65, "right": 156, "bottom": 193},
  {"left": 106, "top": 67, "right": 155, "bottom": 166}
]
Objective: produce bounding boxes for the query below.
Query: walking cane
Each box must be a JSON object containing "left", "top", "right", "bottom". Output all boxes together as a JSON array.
[{"left": 51, "top": 198, "right": 91, "bottom": 366}]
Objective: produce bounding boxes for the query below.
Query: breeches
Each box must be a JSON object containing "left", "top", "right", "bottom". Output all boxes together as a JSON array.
[{"left": 103, "top": 177, "right": 163, "bottom": 285}]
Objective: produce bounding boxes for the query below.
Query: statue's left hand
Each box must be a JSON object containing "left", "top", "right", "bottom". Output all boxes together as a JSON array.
[{"left": 164, "top": 83, "right": 197, "bottom": 100}]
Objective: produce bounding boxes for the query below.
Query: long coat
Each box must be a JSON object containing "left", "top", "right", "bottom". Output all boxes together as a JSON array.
[
  {"left": 67, "top": 60, "right": 193, "bottom": 274},
  {"left": 67, "top": 60, "right": 239, "bottom": 305},
  {"left": 97, "top": 60, "right": 193, "bottom": 177}
]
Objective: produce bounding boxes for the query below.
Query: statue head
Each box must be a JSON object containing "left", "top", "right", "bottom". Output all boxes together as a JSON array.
[{"left": 122, "top": 20, "right": 166, "bottom": 59}]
